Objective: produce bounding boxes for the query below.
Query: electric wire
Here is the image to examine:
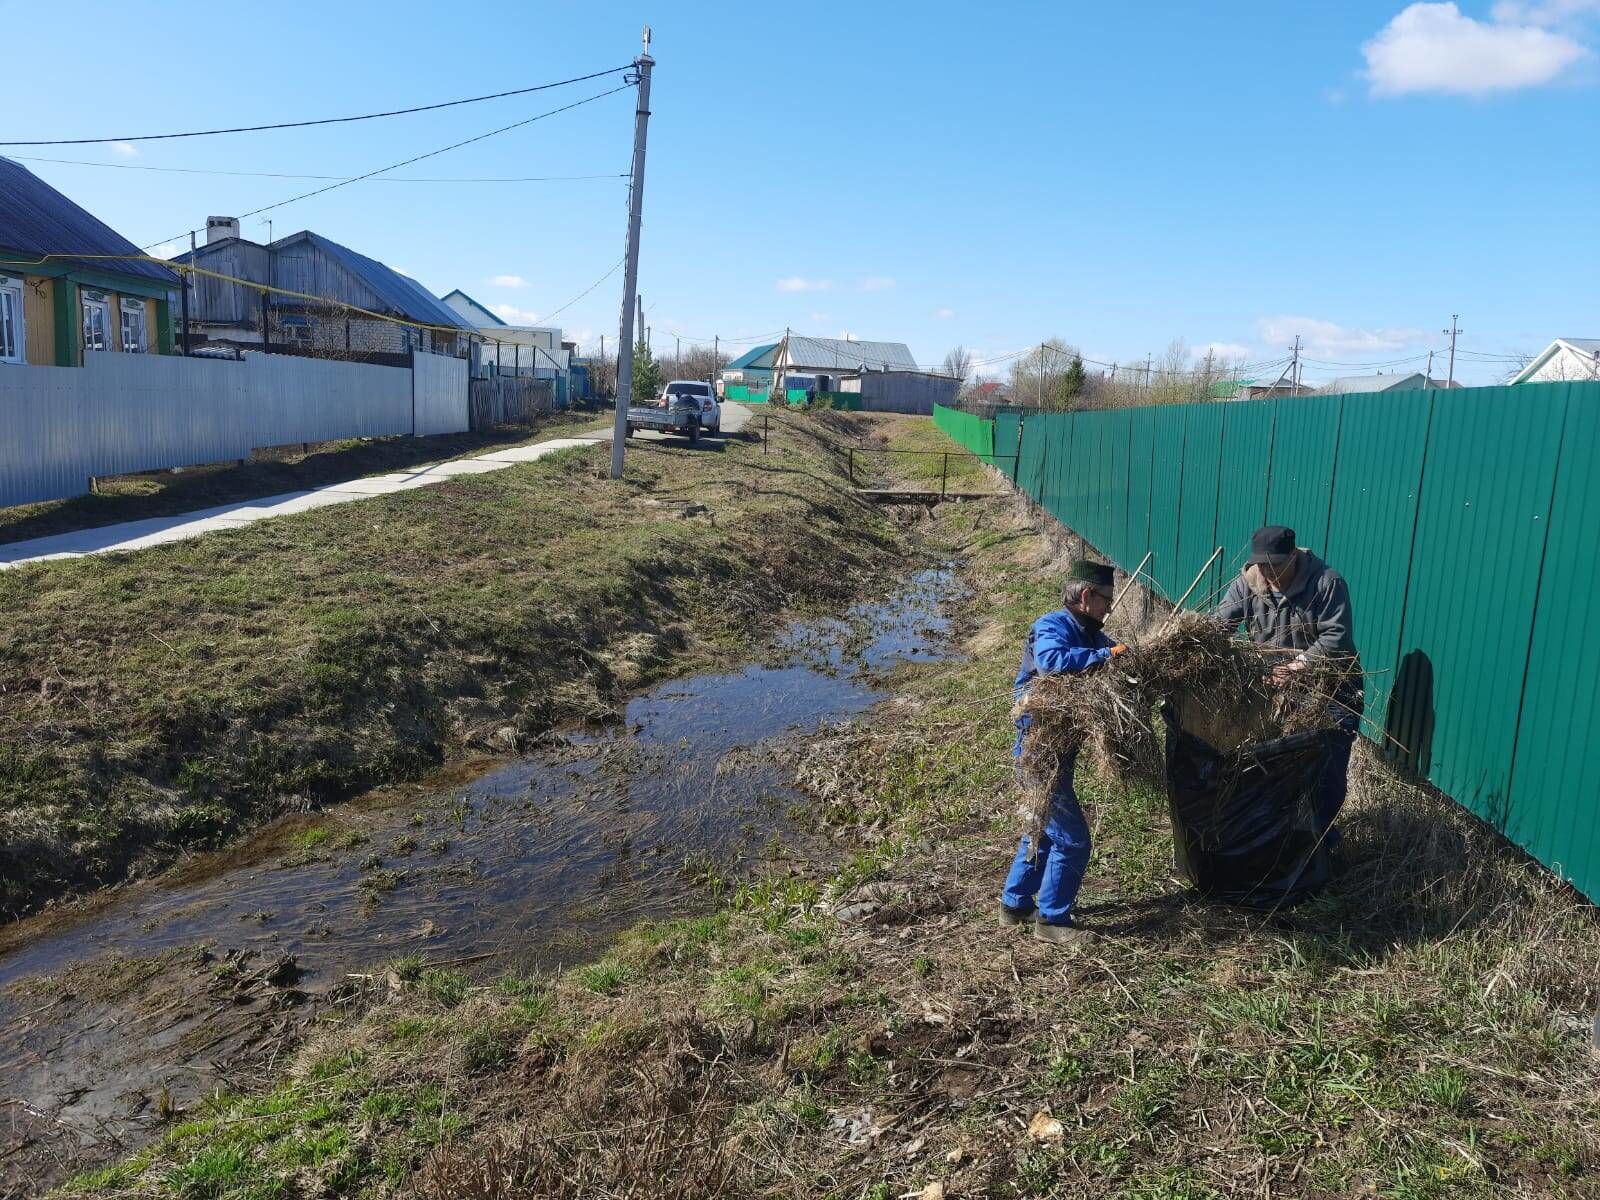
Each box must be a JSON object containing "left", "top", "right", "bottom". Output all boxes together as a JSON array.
[
  {"left": 538, "top": 258, "right": 626, "bottom": 324},
  {"left": 0, "top": 67, "right": 633, "bottom": 147},
  {"left": 10, "top": 154, "right": 629, "bottom": 184},
  {"left": 139, "top": 84, "right": 633, "bottom": 251}
]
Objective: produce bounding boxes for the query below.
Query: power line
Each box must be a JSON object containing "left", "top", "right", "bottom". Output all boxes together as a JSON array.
[
  {"left": 140, "top": 84, "right": 632, "bottom": 250},
  {"left": 539, "top": 258, "right": 627, "bottom": 324},
  {"left": 0, "top": 67, "right": 632, "bottom": 147},
  {"left": 12, "top": 154, "right": 629, "bottom": 184},
  {"left": 0, "top": 250, "right": 469, "bottom": 335}
]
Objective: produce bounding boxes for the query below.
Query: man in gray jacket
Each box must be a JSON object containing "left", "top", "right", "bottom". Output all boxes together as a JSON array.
[{"left": 1213, "top": 525, "right": 1362, "bottom": 844}]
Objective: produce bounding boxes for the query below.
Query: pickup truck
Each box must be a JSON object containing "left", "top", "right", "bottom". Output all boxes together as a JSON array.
[{"left": 625, "top": 382, "right": 707, "bottom": 441}]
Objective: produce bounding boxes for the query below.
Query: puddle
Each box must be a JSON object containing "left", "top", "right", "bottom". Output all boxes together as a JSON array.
[{"left": 0, "top": 567, "right": 958, "bottom": 1191}]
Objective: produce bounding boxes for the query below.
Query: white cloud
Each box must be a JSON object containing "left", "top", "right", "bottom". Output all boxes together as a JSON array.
[
  {"left": 152, "top": 241, "right": 183, "bottom": 260},
  {"left": 1491, "top": 0, "right": 1600, "bottom": 23},
  {"left": 110, "top": 141, "right": 139, "bottom": 158},
  {"left": 1363, "top": 2, "right": 1590, "bottom": 96},
  {"left": 493, "top": 303, "right": 542, "bottom": 325},
  {"left": 490, "top": 274, "right": 528, "bottom": 288},
  {"left": 859, "top": 276, "right": 896, "bottom": 292},
  {"left": 776, "top": 276, "right": 830, "bottom": 292},
  {"left": 1194, "top": 341, "right": 1254, "bottom": 362},
  {"left": 934, "top": 307, "right": 955, "bottom": 319},
  {"left": 809, "top": 311, "right": 832, "bottom": 323},
  {"left": 1256, "top": 315, "right": 1422, "bottom": 356}
]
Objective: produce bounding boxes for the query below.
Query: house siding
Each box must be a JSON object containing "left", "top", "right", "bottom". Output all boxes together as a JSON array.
[
  {"left": 1525, "top": 347, "right": 1600, "bottom": 383},
  {"left": 21, "top": 276, "right": 54, "bottom": 366}
]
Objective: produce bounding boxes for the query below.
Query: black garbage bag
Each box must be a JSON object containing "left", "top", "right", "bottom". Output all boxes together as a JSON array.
[{"left": 1161, "top": 706, "right": 1336, "bottom": 908}]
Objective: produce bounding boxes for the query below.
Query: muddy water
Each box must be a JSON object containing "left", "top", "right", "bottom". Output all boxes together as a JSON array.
[{"left": 0, "top": 568, "right": 956, "bottom": 1192}]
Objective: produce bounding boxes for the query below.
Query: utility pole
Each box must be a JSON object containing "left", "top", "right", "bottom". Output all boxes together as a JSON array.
[
  {"left": 1289, "top": 335, "right": 1302, "bottom": 398},
  {"left": 1425, "top": 348, "right": 1434, "bottom": 387},
  {"left": 1144, "top": 353, "right": 1153, "bottom": 392},
  {"left": 1442, "top": 314, "right": 1461, "bottom": 389},
  {"left": 610, "top": 29, "right": 655, "bottom": 480}
]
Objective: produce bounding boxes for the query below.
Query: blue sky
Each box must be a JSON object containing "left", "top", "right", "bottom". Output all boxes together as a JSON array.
[{"left": 6, "top": 0, "right": 1596, "bottom": 384}]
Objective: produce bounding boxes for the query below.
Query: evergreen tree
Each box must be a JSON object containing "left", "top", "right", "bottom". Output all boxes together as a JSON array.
[{"left": 632, "top": 340, "right": 664, "bottom": 402}]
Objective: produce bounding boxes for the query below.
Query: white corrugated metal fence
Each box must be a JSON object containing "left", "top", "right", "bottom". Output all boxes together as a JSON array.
[{"left": 0, "top": 351, "right": 468, "bottom": 508}]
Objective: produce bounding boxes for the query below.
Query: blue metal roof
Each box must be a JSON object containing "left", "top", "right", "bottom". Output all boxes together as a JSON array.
[
  {"left": 0, "top": 157, "right": 179, "bottom": 285},
  {"left": 727, "top": 342, "right": 777, "bottom": 370},
  {"left": 294, "top": 232, "right": 474, "bottom": 330}
]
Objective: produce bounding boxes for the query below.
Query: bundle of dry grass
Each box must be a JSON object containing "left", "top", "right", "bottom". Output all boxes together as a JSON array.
[{"left": 1012, "top": 612, "right": 1354, "bottom": 848}]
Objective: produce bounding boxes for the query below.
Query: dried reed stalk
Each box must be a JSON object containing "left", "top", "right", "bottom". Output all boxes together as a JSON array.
[{"left": 1011, "top": 612, "right": 1356, "bottom": 848}]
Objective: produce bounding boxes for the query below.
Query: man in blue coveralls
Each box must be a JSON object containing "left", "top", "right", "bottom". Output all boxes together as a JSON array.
[{"left": 1000, "top": 560, "right": 1129, "bottom": 944}]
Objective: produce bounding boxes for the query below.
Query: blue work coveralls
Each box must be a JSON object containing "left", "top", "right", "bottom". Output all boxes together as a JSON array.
[{"left": 1000, "top": 608, "right": 1113, "bottom": 925}]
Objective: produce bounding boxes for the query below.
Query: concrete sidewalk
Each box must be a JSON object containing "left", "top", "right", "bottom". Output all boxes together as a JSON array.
[
  {"left": 0, "top": 402, "right": 753, "bottom": 570},
  {"left": 0, "top": 435, "right": 605, "bottom": 569}
]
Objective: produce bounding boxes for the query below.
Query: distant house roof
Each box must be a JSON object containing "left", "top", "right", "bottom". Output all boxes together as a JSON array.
[
  {"left": 782, "top": 334, "right": 917, "bottom": 373},
  {"left": 1209, "top": 377, "right": 1255, "bottom": 398},
  {"left": 277, "top": 232, "right": 473, "bottom": 330},
  {"left": 1511, "top": 338, "right": 1600, "bottom": 384},
  {"left": 0, "top": 157, "right": 179, "bottom": 285},
  {"left": 726, "top": 342, "right": 778, "bottom": 370},
  {"left": 1321, "top": 372, "right": 1432, "bottom": 394},
  {"left": 440, "top": 288, "right": 506, "bottom": 327}
]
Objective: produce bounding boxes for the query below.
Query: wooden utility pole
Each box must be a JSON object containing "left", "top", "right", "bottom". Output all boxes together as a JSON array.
[{"left": 610, "top": 27, "right": 655, "bottom": 480}]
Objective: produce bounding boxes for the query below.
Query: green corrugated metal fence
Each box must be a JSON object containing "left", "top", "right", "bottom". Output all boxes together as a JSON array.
[
  {"left": 933, "top": 384, "right": 1600, "bottom": 902},
  {"left": 933, "top": 403, "right": 995, "bottom": 463}
]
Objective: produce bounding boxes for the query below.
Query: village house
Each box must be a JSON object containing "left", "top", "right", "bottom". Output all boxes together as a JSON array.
[
  {"left": 439, "top": 288, "right": 567, "bottom": 382},
  {"left": 1511, "top": 338, "right": 1600, "bottom": 384},
  {"left": 0, "top": 157, "right": 180, "bottom": 366},
  {"left": 176, "top": 220, "right": 476, "bottom": 365}
]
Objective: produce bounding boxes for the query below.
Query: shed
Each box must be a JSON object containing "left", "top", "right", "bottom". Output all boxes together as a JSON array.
[{"left": 838, "top": 369, "right": 960, "bottom": 414}]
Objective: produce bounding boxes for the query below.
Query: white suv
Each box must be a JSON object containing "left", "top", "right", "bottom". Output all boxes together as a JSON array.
[{"left": 661, "top": 380, "right": 721, "bottom": 436}]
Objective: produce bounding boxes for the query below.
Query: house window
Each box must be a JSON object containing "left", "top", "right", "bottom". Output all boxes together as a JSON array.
[
  {"left": 120, "top": 298, "right": 148, "bottom": 353},
  {"left": 82, "top": 293, "right": 111, "bottom": 352},
  {"left": 0, "top": 278, "right": 24, "bottom": 364}
]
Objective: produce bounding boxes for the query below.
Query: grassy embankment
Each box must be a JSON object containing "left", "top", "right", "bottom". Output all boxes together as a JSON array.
[
  {"left": 0, "top": 410, "right": 908, "bottom": 920},
  {"left": 0, "top": 413, "right": 601, "bottom": 546},
  {"left": 54, "top": 417, "right": 1600, "bottom": 1199}
]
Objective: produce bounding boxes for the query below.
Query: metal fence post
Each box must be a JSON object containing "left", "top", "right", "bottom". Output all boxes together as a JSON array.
[
  {"left": 848, "top": 446, "right": 855, "bottom": 485},
  {"left": 763, "top": 413, "right": 769, "bottom": 455},
  {"left": 941, "top": 452, "right": 949, "bottom": 499}
]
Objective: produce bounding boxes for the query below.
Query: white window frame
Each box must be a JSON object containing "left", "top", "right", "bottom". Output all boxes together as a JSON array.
[
  {"left": 0, "top": 277, "right": 25, "bottom": 364},
  {"left": 82, "top": 292, "right": 111, "bottom": 353},
  {"left": 120, "top": 297, "right": 148, "bottom": 354}
]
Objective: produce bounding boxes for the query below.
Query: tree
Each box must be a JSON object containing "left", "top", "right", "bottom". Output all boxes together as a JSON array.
[
  {"left": 1008, "top": 338, "right": 1087, "bottom": 410},
  {"left": 1062, "top": 353, "right": 1087, "bottom": 399},
  {"left": 633, "top": 339, "right": 664, "bottom": 402},
  {"left": 941, "top": 345, "right": 973, "bottom": 383}
]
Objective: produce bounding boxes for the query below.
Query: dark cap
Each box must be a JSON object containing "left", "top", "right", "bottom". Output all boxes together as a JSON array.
[
  {"left": 1247, "top": 525, "right": 1297, "bottom": 566},
  {"left": 1066, "top": 559, "right": 1115, "bottom": 591}
]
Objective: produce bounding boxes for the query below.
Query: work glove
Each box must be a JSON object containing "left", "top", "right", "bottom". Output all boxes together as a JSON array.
[{"left": 1109, "top": 644, "right": 1130, "bottom": 657}]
